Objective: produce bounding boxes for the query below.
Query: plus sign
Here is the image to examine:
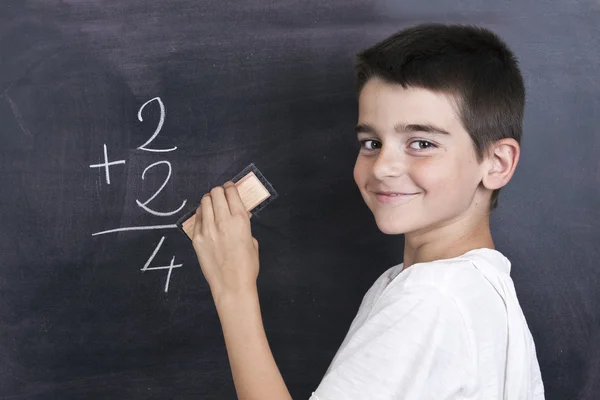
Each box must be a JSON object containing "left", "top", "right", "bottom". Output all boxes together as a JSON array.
[{"left": 89, "top": 144, "right": 126, "bottom": 185}]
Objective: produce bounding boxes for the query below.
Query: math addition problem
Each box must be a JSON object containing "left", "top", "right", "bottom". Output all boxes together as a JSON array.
[{"left": 89, "top": 97, "right": 187, "bottom": 293}]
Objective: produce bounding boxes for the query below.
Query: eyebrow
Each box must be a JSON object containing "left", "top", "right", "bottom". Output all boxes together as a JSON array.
[{"left": 355, "top": 123, "right": 452, "bottom": 136}]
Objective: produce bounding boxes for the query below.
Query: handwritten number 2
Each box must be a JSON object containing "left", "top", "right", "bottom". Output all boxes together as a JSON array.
[
  {"left": 137, "top": 97, "right": 177, "bottom": 152},
  {"left": 136, "top": 161, "right": 187, "bottom": 216}
]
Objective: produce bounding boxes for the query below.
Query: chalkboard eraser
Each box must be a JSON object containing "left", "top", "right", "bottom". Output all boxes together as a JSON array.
[{"left": 176, "top": 163, "right": 278, "bottom": 240}]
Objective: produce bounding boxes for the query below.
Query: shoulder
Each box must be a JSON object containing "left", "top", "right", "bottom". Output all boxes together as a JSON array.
[
  {"left": 397, "top": 249, "right": 511, "bottom": 354},
  {"left": 363, "top": 248, "right": 512, "bottom": 327},
  {"left": 401, "top": 248, "right": 512, "bottom": 302},
  {"left": 379, "top": 249, "right": 511, "bottom": 335}
]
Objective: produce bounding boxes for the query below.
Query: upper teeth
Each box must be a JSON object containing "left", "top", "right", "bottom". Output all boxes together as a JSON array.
[{"left": 386, "top": 194, "right": 400, "bottom": 196}]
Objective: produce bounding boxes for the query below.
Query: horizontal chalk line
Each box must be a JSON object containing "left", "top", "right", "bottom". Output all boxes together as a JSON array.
[{"left": 92, "top": 224, "right": 178, "bottom": 236}]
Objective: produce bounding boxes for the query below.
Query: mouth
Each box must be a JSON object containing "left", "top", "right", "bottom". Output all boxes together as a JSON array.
[
  {"left": 375, "top": 192, "right": 419, "bottom": 196},
  {"left": 373, "top": 192, "right": 420, "bottom": 205}
]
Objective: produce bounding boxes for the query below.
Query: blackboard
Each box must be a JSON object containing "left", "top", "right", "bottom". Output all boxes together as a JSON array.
[{"left": 1, "top": 1, "right": 598, "bottom": 399}]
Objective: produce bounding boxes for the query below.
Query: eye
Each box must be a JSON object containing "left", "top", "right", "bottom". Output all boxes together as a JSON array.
[
  {"left": 358, "top": 139, "right": 381, "bottom": 151},
  {"left": 409, "top": 140, "right": 436, "bottom": 150}
]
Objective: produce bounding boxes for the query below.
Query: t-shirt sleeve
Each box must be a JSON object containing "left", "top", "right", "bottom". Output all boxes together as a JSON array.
[{"left": 310, "top": 284, "right": 473, "bottom": 400}]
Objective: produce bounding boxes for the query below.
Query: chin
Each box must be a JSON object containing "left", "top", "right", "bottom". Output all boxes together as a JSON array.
[{"left": 373, "top": 215, "right": 409, "bottom": 235}]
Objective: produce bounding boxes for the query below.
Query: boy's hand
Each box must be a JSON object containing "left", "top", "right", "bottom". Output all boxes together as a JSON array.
[{"left": 192, "top": 181, "right": 259, "bottom": 299}]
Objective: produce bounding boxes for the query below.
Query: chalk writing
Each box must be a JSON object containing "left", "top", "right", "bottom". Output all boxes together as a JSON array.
[
  {"left": 137, "top": 97, "right": 176, "bottom": 153},
  {"left": 89, "top": 144, "right": 126, "bottom": 184},
  {"left": 91, "top": 224, "right": 178, "bottom": 236},
  {"left": 135, "top": 160, "right": 187, "bottom": 216},
  {"left": 91, "top": 96, "right": 188, "bottom": 293},
  {"left": 141, "top": 236, "right": 183, "bottom": 293}
]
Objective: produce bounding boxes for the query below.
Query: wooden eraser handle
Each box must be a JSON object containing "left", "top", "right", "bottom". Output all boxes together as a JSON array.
[{"left": 180, "top": 171, "right": 270, "bottom": 239}]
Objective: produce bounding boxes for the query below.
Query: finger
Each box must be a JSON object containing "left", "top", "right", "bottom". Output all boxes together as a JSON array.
[
  {"left": 223, "top": 180, "right": 247, "bottom": 217},
  {"left": 210, "top": 185, "right": 231, "bottom": 222},
  {"left": 193, "top": 205, "right": 203, "bottom": 238},
  {"left": 200, "top": 193, "right": 214, "bottom": 234}
]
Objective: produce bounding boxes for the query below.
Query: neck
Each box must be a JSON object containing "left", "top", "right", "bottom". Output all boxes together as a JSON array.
[{"left": 402, "top": 211, "right": 495, "bottom": 270}]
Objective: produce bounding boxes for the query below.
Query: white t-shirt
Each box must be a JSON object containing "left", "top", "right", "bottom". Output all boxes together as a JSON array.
[{"left": 310, "top": 248, "right": 545, "bottom": 400}]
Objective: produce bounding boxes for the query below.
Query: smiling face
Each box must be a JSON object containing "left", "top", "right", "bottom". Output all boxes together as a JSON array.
[{"left": 353, "top": 77, "right": 491, "bottom": 236}]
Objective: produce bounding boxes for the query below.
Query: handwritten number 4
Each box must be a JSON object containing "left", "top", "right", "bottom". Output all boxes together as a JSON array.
[{"left": 142, "top": 236, "right": 182, "bottom": 293}]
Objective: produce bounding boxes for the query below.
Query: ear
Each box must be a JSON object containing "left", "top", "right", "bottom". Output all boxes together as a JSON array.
[{"left": 481, "top": 138, "right": 520, "bottom": 191}]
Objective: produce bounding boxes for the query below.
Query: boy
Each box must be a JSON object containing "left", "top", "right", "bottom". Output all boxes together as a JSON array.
[{"left": 191, "top": 23, "right": 545, "bottom": 399}]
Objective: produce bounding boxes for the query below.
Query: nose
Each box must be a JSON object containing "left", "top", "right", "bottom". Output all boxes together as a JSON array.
[{"left": 371, "top": 143, "right": 407, "bottom": 180}]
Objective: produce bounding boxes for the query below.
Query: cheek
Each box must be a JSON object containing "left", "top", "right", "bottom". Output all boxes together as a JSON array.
[
  {"left": 412, "top": 158, "right": 465, "bottom": 197},
  {"left": 353, "top": 157, "right": 368, "bottom": 186}
]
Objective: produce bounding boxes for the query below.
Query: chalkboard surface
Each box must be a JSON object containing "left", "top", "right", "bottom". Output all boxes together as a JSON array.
[{"left": 1, "top": 1, "right": 598, "bottom": 399}]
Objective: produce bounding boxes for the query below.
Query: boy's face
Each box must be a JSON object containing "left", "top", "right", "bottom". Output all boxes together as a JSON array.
[{"left": 353, "top": 77, "right": 489, "bottom": 235}]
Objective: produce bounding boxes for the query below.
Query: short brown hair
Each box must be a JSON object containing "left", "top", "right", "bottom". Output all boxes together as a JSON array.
[{"left": 355, "top": 23, "right": 525, "bottom": 210}]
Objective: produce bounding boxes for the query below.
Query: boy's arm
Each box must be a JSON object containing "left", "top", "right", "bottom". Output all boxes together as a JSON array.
[{"left": 214, "top": 288, "right": 293, "bottom": 400}]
